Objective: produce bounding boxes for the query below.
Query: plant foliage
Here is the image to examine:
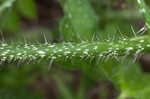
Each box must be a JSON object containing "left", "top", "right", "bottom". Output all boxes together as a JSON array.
[{"left": 0, "top": 0, "right": 150, "bottom": 98}]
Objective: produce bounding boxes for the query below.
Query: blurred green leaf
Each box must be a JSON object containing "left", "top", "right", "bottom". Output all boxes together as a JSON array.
[
  {"left": 59, "top": 0, "right": 99, "bottom": 41},
  {"left": 59, "top": 16, "right": 78, "bottom": 41},
  {"left": 0, "top": 8, "right": 20, "bottom": 32},
  {"left": 97, "top": 58, "right": 150, "bottom": 98},
  {"left": 118, "top": 61, "right": 150, "bottom": 99},
  {"left": 137, "top": 0, "right": 150, "bottom": 30},
  {"left": 0, "top": 88, "right": 43, "bottom": 99},
  {"left": 0, "top": 63, "right": 47, "bottom": 99},
  {"left": 54, "top": 75, "right": 74, "bottom": 99},
  {"left": 76, "top": 81, "right": 85, "bottom": 99},
  {"left": 0, "top": 0, "right": 15, "bottom": 15},
  {"left": 16, "top": 0, "right": 37, "bottom": 18}
]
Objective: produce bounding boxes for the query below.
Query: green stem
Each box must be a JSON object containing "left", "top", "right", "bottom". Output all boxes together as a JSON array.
[{"left": 0, "top": 36, "right": 150, "bottom": 64}]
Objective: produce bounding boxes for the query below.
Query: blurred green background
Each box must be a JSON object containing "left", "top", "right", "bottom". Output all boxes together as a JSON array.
[{"left": 0, "top": 0, "right": 149, "bottom": 99}]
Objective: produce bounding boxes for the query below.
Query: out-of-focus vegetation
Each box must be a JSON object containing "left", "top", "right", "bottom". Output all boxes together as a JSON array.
[{"left": 0, "top": 0, "right": 150, "bottom": 99}]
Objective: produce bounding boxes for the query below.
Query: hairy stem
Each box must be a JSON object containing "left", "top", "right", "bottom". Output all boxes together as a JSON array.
[{"left": 0, "top": 36, "right": 150, "bottom": 64}]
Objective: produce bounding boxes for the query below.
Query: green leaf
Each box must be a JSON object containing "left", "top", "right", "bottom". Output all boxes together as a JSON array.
[
  {"left": 59, "top": 0, "right": 99, "bottom": 41},
  {"left": 137, "top": 0, "right": 150, "bottom": 30},
  {"left": 54, "top": 76, "right": 74, "bottom": 99},
  {"left": 0, "top": 8, "right": 20, "bottom": 32},
  {"left": 0, "top": 0, "right": 15, "bottom": 15},
  {"left": 0, "top": 88, "right": 43, "bottom": 99},
  {"left": 16, "top": 0, "right": 37, "bottom": 18},
  {"left": 59, "top": 16, "right": 78, "bottom": 41},
  {"left": 97, "top": 58, "right": 150, "bottom": 98},
  {"left": 118, "top": 61, "right": 150, "bottom": 99}
]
